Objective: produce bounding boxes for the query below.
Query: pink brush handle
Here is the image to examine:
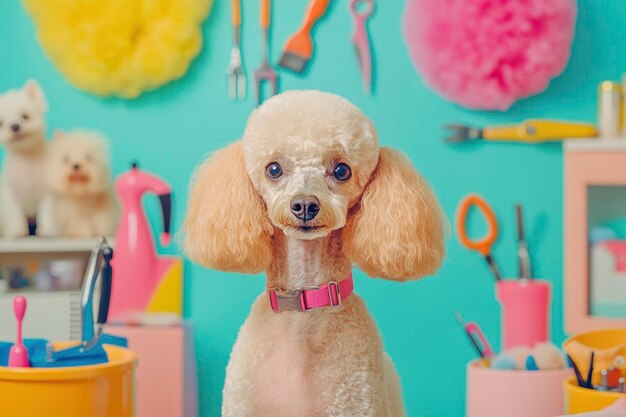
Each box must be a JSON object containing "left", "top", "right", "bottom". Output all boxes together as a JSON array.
[
  {"left": 8, "top": 296, "right": 30, "bottom": 368},
  {"left": 466, "top": 322, "right": 495, "bottom": 358},
  {"left": 13, "top": 296, "right": 26, "bottom": 343}
]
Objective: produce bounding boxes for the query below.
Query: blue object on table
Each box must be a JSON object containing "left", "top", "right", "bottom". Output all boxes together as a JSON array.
[
  {"left": 0, "top": 239, "right": 127, "bottom": 369},
  {"left": 526, "top": 355, "right": 539, "bottom": 371},
  {"left": 0, "top": 335, "right": 127, "bottom": 368}
]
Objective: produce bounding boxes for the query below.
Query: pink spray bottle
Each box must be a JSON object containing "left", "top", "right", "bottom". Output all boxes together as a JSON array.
[{"left": 110, "top": 162, "right": 173, "bottom": 320}]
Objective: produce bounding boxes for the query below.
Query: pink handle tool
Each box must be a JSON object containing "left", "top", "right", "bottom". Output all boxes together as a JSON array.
[
  {"left": 8, "top": 295, "right": 30, "bottom": 368},
  {"left": 350, "top": 0, "right": 374, "bottom": 92}
]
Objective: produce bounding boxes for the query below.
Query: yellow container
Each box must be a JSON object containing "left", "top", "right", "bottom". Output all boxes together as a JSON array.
[
  {"left": 563, "top": 328, "right": 626, "bottom": 386},
  {"left": 564, "top": 328, "right": 626, "bottom": 351},
  {"left": 0, "top": 342, "right": 136, "bottom": 417},
  {"left": 564, "top": 376, "right": 626, "bottom": 413}
]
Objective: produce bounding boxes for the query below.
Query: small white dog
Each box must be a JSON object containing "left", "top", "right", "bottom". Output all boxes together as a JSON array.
[
  {"left": 38, "top": 130, "right": 118, "bottom": 237},
  {"left": 0, "top": 80, "right": 48, "bottom": 236}
]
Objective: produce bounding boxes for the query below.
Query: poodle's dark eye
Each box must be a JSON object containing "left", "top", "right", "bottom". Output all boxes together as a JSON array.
[
  {"left": 21, "top": 113, "right": 29, "bottom": 121},
  {"left": 63, "top": 155, "right": 70, "bottom": 164},
  {"left": 333, "top": 163, "right": 351, "bottom": 182},
  {"left": 85, "top": 153, "right": 93, "bottom": 162},
  {"left": 265, "top": 162, "right": 282, "bottom": 179}
]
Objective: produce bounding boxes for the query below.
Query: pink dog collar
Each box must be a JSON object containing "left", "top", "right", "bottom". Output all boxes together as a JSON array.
[{"left": 267, "top": 275, "right": 354, "bottom": 313}]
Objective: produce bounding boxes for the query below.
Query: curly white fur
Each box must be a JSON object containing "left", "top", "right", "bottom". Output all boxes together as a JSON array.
[
  {"left": 37, "top": 130, "right": 118, "bottom": 237},
  {"left": 183, "top": 90, "right": 446, "bottom": 417}
]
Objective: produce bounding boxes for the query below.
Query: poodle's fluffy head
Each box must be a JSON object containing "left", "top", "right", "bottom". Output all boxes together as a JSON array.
[
  {"left": 242, "top": 90, "right": 379, "bottom": 240},
  {"left": 47, "top": 130, "right": 113, "bottom": 198},
  {"left": 0, "top": 80, "right": 47, "bottom": 152},
  {"left": 184, "top": 90, "right": 446, "bottom": 280}
]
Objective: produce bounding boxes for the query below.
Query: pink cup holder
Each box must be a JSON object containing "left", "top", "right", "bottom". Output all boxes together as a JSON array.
[{"left": 496, "top": 280, "right": 551, "bottom": 350}]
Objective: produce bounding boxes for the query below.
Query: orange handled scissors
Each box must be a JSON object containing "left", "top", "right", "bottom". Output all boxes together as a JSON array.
[{"left": 456, "top": 194, "right": 502, "bottom": 282}]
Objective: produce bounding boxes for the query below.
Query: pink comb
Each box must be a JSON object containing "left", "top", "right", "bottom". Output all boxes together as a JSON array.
[{"left": 8, "top": 296, "right": 30, "bottom": 368}]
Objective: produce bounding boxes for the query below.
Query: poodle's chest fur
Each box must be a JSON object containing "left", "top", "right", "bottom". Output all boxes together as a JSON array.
[
  {"left": 253, "top": 324, "right": 316, "bottom": 416},
  {"left": 222, "top": 231, "right": 392, "bottom": 417}
]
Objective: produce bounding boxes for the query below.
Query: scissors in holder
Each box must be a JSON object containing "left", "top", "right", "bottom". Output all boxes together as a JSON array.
[{"left": 456, "top": 194, "right": 502, "bottom": 282}]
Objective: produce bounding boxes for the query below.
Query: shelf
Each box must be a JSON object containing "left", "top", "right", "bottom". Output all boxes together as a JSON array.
[
  {"left": 0, "top": 237, "right": 115, "bottom": 254},
  {"left": 565, "top": 137, "right": 626, "bottom": 152}
]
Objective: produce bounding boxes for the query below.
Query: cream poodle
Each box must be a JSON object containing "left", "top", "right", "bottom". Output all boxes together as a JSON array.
[{"left": 184, "top": 90, "right": 446, "bottom": 417}]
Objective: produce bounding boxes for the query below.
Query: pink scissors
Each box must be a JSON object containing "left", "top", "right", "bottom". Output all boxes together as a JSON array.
[{"left": 350, "top": 0, "right": 374, "bottom": 93}]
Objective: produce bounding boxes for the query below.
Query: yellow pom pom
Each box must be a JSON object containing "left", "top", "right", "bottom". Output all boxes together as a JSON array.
[{"left": 23, "top": 0, "right": 212, "bottom": 99}]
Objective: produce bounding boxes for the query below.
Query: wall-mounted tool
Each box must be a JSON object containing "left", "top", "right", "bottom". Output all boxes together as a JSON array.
[
  {"left": 350, "top": 0, "right": 374, "bottom": 93},
  {"left": 445, "top": 120, "right": 598, "bottom": 144},
  {"left": 254, "top": 0, "right": 278, "bottom": 104},
  {"left": 227, "top": 0, "right": 246, "bottom": 100},
  {"left": 515, "top": 204, "right": 532, "bottom": 280},
  {"left": 278, "top": 0, "right": 331, "bottom": 73},
  {"left": 456, "top": 194, "right": 502, "bottom": 282}
]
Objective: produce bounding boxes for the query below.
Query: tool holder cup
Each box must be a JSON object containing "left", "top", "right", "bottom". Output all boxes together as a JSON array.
[
  {"left": 565, "top": 376, "right": 626, "bottom": 413},
  {"left": 467, "top": 361, "right": 572, "bottom": 417},
  {"left": 496, "top": 279, "right": 551, "bottom": 350}
]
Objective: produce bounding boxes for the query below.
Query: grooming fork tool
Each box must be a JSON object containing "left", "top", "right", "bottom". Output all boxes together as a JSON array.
[
  {"left": 350, "top": 0, "right": 374, "bottom": 93},
  {"left": 254, "top": 0, "right": 278, "bottom": 104},
  {"left": 444, "top": 120, "right": 598, "bottom": 143},
  {"left": 227, "top": 0, "right": 246, "bottom": 100}
]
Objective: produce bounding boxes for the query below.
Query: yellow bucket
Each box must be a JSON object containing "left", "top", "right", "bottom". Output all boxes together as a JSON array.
[
  {"left": 564, "top": 376, "right": 626, "bottom": 413},
  {"left": 563, "top": 328, "right": 626, "bottom": 386},
  {"left": 0, "top": 342, "right": 136, "bottom": 417}
]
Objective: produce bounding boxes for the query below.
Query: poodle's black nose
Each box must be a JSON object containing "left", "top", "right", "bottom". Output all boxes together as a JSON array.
[
  {"left": 291, "top": 195, "right": 320, "bottom": 221},
  {"left": 73, "top": 163, "right": 81, "bottom": 171},
  {"left": 10, "top": 123, "right": 20, "bottom": 132}
]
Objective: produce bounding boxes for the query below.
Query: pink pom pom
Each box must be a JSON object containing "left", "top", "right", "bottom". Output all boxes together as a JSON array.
[{"left": 403, "top": 0, "right": 577, "bottom": 111}]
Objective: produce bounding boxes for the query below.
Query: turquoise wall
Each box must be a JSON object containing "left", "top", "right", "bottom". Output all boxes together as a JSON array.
[{"left": 1, "top": 1, "right": 624, "bottom": 416}]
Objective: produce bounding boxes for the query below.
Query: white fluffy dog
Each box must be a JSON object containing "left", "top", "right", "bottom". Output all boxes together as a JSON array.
[
  {"left": 0, "top": 80, "right": 48, "bottom": 236},
  {"left": 38, "top": 130, "right": 118, "bottom": 237}
]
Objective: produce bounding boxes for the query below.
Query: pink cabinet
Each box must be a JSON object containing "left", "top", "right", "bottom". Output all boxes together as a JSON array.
[
  {"left": 565, "top": 140, "right": 626, "bottom": 333},
  {"left": 105, "top": 324, "right": 198, "bottom": 417}
]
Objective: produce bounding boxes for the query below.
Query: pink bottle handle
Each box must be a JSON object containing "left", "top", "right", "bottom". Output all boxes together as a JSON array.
[
  {"left": 13, "top": 296, "right": 26, "bottom": 343},
  {"left": 8, "top": 296, "right": 30, "bottom": 368},
  {"left": 466, "top": 322, "right": 495, "bottom": 359}
]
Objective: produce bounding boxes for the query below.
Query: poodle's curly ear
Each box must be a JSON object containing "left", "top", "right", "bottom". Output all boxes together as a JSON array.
[
  {"left": 182, "top": 141, "right": 273, "bottom": 274},
  {"left": 343, "top": 147, "right": 446, "bottom": 281}
]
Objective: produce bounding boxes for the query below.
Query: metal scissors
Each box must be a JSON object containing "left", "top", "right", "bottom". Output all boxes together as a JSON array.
[
  {"left": 350, "top": 0, "right": 374, "bottom": 93},
  {"left": 456, "top": 194, "right": 502, "bottom": 282}
]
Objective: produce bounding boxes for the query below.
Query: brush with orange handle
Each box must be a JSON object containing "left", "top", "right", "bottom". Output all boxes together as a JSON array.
[{"left": 278, "top": 0, "right": 331, "bottom": 74}]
